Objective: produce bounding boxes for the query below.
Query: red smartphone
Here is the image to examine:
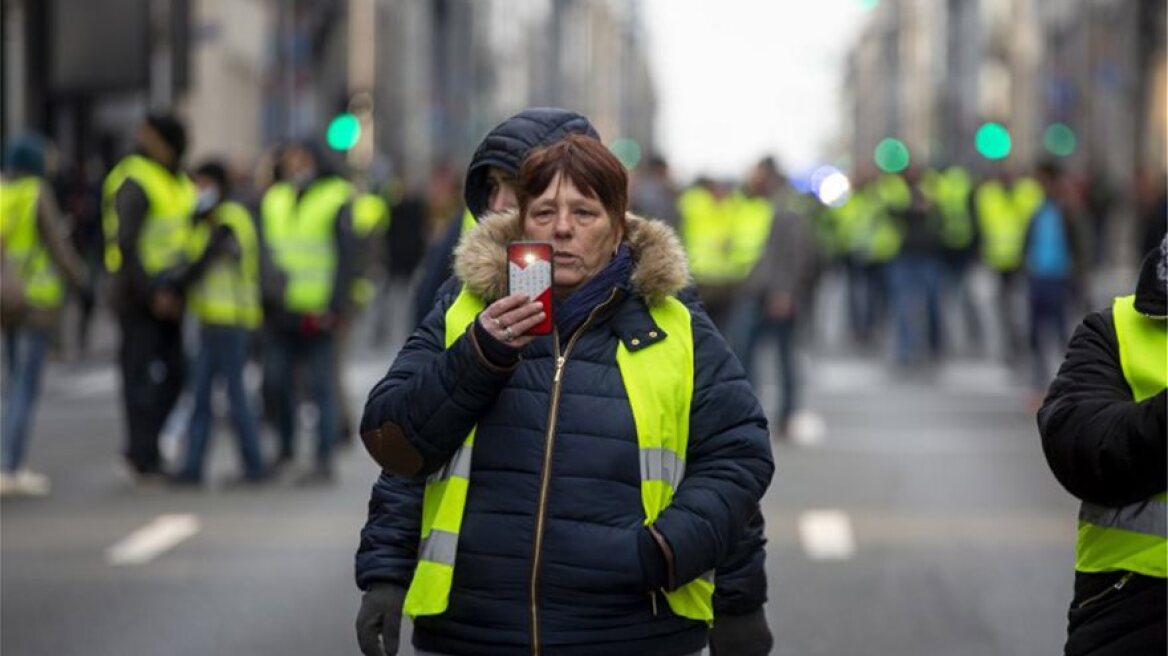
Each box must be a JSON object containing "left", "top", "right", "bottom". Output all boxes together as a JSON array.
[{"left": 507, "top": 241, "right": 554, "bottom": 336}]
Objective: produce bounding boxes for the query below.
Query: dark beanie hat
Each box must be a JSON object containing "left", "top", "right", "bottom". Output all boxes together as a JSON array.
[
  {"left": 145, "top": 112, "right": 187, "bottom": 159},
  {"left": 3, "top": 134, "right": 46, "bottom": 177}
]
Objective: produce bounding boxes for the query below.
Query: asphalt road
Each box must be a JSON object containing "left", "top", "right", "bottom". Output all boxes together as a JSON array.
[{"left": 2, "top": 301, "right": 1081, "bottom": 656}]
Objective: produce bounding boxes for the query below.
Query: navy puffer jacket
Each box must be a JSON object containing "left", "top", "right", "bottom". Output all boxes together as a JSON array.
[{"left": 358, "top": 212, "right": 773, "bottom": 655}]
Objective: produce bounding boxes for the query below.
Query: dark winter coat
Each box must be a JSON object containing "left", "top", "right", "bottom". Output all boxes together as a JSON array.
[
  {"left": 359, "top": 210, "right": 773, "bottom": 655},
  {"left": 1037, "top": 244, "right": 1167, "bottom": 656}
]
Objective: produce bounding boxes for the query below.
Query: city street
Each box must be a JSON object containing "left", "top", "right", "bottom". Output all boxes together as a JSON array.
[{"left": 2, "top": 309, "right": 1079, "bottom": 656}]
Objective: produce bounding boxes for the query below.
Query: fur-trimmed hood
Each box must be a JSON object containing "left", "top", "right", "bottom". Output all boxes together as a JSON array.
[{"left": 452, "top": 209, "right": 690, "bottom": 305}]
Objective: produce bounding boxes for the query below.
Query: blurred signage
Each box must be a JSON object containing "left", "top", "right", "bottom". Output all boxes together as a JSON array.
[{"left": 49, "top": 0, "right": 149, "bottom": 94}]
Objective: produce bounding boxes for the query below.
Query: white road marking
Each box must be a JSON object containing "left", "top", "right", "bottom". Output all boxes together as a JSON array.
[
  {"left": 106, "top": 514, "right": 200, "bottom": 566},
  {"left": 798, "top": 509, "right": 856, "bottom": 560}
]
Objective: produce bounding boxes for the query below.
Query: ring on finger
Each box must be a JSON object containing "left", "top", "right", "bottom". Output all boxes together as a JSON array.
[{"left": 504, "top": 325, "right": 514, "bottom": 342}]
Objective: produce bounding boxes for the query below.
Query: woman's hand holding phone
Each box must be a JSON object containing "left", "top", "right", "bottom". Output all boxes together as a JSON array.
[{"left": 479, "top": 294, "right": 547, "bottom": 349}]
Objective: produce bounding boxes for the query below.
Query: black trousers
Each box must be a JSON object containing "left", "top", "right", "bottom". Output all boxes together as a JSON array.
[{"left": 117, "top": 310, "right": 185, "bottom": 474}]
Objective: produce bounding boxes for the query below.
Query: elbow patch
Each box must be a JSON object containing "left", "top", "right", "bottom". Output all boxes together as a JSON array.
[{"left": 361, "top": 422, "right": 424, "bottom": 476}]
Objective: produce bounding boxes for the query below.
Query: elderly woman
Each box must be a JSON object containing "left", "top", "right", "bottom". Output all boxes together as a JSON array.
[{"left": 360, "top": 134, "right": 772, "bottom": 656}]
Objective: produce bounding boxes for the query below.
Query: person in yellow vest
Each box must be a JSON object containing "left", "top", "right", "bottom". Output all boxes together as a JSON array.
[
  {"left": 169, "top": 161, "right": 266, "bottom": 486},
  {"left": 726, "top": 160, "right": 820, "bottom": 438},
  {"left": 1038, "top": 236, "right": 1166, "bottom": 655},
  {"left": 882, "top": 168, "right": 945, "bottom": 366},
  {"left": 974, "top": 168, "right": 1045, "bottom": 360},
  {"left": 677, "top": 177, "right": 741, "bottom": 328},
  {"left": 0, "top": 135, "right": 90, "bottom": 497},
  {"left": 102, "top": 113, "right": 197, "bottom": 481},
  {"left": 332, "top": 191, "right": 392, "bottom": 449},
  {"left": 923, "top": 165, "right": 982, "bottom": 353},
  {"left": 357, "top": 134, "right": 773, "bottom": 655},
  {"left": 259, "top": 142, "right": 357, "bottom": 485}
]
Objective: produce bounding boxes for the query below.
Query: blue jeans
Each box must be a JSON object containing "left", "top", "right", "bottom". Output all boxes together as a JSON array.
[
  {"left": 1027, "top": 276, "right": 1070, "bottom": 390},
  {"left": 886, "top": 255, "right": 942, "bottom": 364},
  {"left": 1, "top": 328, "right": 51, "bottom": 473},
  {"left": 262, "top": 327, "right": 337, "bottom": 467},
  {"left": 179, "top": 325, "right": 265, "bottom": 481},
  {"left": 727, "top": 296, "right": 801, "bottom": 427}
]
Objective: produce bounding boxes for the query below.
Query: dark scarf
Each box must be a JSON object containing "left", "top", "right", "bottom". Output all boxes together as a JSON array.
[{"left": 553, "top": 243, "right": 633, "bottom": 337}]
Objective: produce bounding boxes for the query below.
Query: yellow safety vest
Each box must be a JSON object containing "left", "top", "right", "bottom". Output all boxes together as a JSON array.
[
  {"left": 404, "top": 287, "right": 715, "bottom": 623},
  {"left": 678, "top": 186, "right": 735, "bottom": 284},
  {"left": 349, "top": 193, "right": 392, "bottom": 307},
  {"left": 975, "top": 178, "right": 1044, "bottom": 272},
  {"left": 727, "top": 193, "right": 775, "bottom": 280},
  {"left": 101, "top": 154, "right": 197, "bottom": 274},
  {"left": 186, "top": 202, "right": 262, "bottom": 329},
  {"left": 1075, "top": 295, "right": 1167, "bottom": 577},
  {"left": 261, "top": 178, "right": 353, "bottom": 314},
  {"left": 867, "top": 175, "right": 910, "bottom": 263},
  {"left": 0, "top": 177, "right": 64, "bottom": 309},
  {"left": 923, "top": 167, "right": 974, "bottom": 250}
]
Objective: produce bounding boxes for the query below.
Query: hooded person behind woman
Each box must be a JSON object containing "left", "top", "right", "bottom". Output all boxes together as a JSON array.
[{"left": 410, "top": 108, "right": 599, "bottom": 328}]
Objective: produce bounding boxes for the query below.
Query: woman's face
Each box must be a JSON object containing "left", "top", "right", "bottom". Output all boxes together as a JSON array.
[{"left": 524, "top": 172, "right": 622, "bottom": 297}]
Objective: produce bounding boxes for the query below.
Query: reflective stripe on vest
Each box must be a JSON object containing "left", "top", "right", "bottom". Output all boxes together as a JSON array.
[
  {"left": 101, "top": 155, "right": 197, "bottom": 274},
  {"left": 1075, "top": 295, "right": 1167, "bottom": 577},
  {"left": 0, "top": 177, "right": 64, "bottom": 309},
  {"left": 187, "top": 202, "right": 262, "bottom": 328},
  {"left": 404, "top": 287, "right": 715, "bottom": 623},
  {"left": 262, "top": 178, "right": 352, "bottom": 313}
]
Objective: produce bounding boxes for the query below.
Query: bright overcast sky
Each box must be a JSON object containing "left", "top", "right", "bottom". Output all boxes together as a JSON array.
[{"left": 642, "top": 0, "right": 871, "bottom": 182}]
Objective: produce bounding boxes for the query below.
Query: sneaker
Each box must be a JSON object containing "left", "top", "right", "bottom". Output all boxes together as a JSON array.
[{"left": 13, "top": 469, "right": 51, "bottom": 496}]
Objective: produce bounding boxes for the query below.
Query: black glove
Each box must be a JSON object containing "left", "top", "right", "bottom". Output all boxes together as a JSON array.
[
  {"left": 355, "top": 583, "right": 407, "bottom": 656},
  {"left": 708, "top": 607, "right": 773, "bottom": 656}
]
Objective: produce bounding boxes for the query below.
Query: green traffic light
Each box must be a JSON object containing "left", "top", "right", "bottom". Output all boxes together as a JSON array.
[
  {"left": 609, "top": 138, "right": 642, "bottom": 169},
  {"left": 327, "top": 113, "right": 361, "bottom": 151},
  {"left": 1043, "top": 123, "right": 1077, "bottom": 157},
  {"left": 975, "top": 122, "right": 1011, "bottom": 160},
  {"left": 873, "top": 138, "right": 910, "bottom": 173}
]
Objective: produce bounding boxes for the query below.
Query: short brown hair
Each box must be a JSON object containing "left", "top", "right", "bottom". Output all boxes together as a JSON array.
[{"left": 516, "top": 134, "right": 628, "bottom": 226}]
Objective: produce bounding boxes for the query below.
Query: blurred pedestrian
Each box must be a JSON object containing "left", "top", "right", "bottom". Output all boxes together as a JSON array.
[
  {"left": 1037, "top": 235, "right": 1166, "bottom": 656},
  {"left": 59, "top": 156, "right": 105, "bottom": 358},
  {"left": 974, "top": 169, "right": 1045, "bottom": 361},
  {"left": 259, "top": 142, "right": 356, "bottom": 485},
  {"left": 1024, "top": 161, "right": 1087, "bottom": 406},
  {"left": 923, "top": 165, "right": 982, "bottom": 354},
  {"left": 727, "top": 162, "right": 819, "bottom": 438},
  {"left": 0, "top": 135, "right": 91, "bottom": 496},
  {"left": 630, "top": 153, "right": 680, "bottom": 229},
  {"left": 102, "top": 113, "right": 196, "bottom": 482},
  {"left": 334, "top": 190, "right": 392, "bottom": 447},
  {"left": 171, "top": 161, "right": 266, "bottom": 486},
  {"left": 885, "top": 168, "right": 944, "bottom": 366},
  {"left": 357, "top": 133, "right": 773, "bottom": 655},
  {"left": 370, "top": 179, "right": 426, "bottom": 348}
]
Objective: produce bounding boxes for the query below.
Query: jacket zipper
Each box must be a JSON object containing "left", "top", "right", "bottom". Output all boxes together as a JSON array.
[
  {"left": 1075, "top": 571, "right": 1134, "bottom": 610},
  {"left": 529, "top": 289, "right": 619, "bottom": 656}
]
